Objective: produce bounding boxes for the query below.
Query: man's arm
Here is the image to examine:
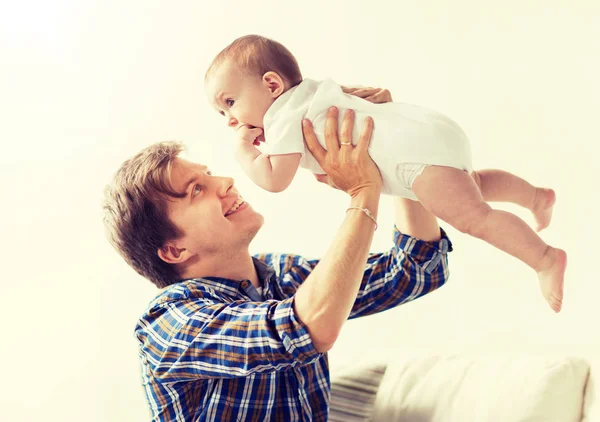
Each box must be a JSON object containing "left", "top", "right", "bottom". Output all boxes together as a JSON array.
[
  {"left": 347, "top": 226, "right": 451, "bottom": 319},
  {"left": 394, "top": 197, "right": 441, "bottom": 241},
  {"left": 274, "top": 227, "right": 451, "bottom": 323},
  {"left": 293, "top": 187, "right": 380, "bottom": 352},
  {"left": 135, "top": 291, "right": 322, "bottom": 383},
  {"left": 293, "top": 107, "right": 383, "bottom": 352}
]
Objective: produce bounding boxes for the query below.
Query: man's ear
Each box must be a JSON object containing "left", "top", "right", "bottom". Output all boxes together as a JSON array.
[
  {"left": 157, "top": 242, "right": 194, "bottom": 265},
  {"left": 262, "top": 71, "right": 285, "bottom": 98}
]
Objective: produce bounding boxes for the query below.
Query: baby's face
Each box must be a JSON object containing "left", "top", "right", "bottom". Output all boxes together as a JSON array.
[{"left": 205, "top": 60, "right": 275, "bottom": 142}]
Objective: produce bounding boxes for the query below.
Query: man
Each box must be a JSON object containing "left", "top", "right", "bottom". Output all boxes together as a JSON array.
[{"left": 103, "top": 106, "right": 452, "bottom": 421}]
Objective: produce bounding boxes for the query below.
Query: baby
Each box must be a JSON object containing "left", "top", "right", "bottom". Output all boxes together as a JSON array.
[{"left": 204, "top": 35, "right": 567, "bottom": 313}]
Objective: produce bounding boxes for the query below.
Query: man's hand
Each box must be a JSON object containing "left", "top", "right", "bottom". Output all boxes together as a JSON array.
[
  {"left": 302, "top": 107, "right": 382, "bottom": 198},
  {"left": 342, "top": 86, "right": 393, "bottom": 103},
  {"left": 236, "top": 125, "right": 264, "bottom": 147}
]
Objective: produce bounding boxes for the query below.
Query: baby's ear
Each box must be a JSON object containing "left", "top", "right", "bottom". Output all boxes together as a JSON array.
[{"left": 262, "top": 71, "right": 285, "bottom": 97}]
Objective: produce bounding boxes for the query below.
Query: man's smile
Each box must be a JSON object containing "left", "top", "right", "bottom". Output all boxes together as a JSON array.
[{"left": 224, "top": 196, "right": 246, "bottom": 216}]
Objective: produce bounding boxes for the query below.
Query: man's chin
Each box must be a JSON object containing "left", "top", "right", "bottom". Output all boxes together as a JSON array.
[
  {"left": 230, "top": 207, "right": 263, "bottom": 245},
  {"left": 232, "top": 223, "right": 262, "bottom": 253},
  {"left": 249, "top": 213, "right": 264, "bottom": 236},
  {"left": 246, "top": 213, "right": 264, "bottom": 239}
]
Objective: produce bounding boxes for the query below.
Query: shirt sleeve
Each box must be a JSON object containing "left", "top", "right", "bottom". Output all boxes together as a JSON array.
[
  {"left": 262, "top": 113, "right": 306, "bottom": 157},
  {"left": 135, "top": 294, "right": 322, "bottom": 384},
  {"left": 347, "top": 226, "right": 452, "bottom": 319},
  {"left": 271, "top": 226, "right": 451, "bottom": 319},
  {"left": 261, "top": 88, "right": 311, "bottom": 157}
]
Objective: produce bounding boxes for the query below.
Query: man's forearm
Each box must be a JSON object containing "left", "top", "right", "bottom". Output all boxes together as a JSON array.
[
  {"left": 394, "top": 197, "right": 441, "bottom": 241},
  {"left": 293, "top": 189, "right": 380, "bottom": 352}
]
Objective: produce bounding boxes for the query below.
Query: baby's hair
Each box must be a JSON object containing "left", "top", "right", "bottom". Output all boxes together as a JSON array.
[{"left": 206, "top": 34, "right": 302, "bottom": 89}]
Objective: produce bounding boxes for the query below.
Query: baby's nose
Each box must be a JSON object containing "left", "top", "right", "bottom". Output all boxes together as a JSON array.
[{"left": 228, "top": 117, "right": 238, "bottom": 128}]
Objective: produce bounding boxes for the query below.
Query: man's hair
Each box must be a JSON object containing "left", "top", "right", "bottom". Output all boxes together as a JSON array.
[
  {"left": 206, "top": 34, "right": 303, "bottom": 88},
  {"left": 103, "top": 141, "right": 187, "bottom": 288}
]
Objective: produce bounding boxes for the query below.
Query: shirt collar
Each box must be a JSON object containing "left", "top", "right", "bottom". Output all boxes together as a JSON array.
[{"left": 171, "top": 256, "right": 275, "bottom": 297}]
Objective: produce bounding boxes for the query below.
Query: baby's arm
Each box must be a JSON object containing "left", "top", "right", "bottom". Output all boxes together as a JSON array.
[{"left": 235, "top": 125, "right": 302, "bottom": 193}]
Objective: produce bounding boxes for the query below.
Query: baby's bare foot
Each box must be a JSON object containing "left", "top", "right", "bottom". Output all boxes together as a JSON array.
[
  {"left": 532, "top": 188, "right": 556, "bottom": 232},
  {"left": 537, "top": 247, "right": 567, "bottom": 313}
]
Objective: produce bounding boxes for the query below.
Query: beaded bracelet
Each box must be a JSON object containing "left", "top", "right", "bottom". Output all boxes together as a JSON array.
[{"left": 346, "top": 206, "right": 378, "bottom": 230}]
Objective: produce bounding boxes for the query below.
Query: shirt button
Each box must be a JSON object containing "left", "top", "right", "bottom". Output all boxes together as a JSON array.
[{"left": 240, "top": 280, "right": 250, "bottom": 289}]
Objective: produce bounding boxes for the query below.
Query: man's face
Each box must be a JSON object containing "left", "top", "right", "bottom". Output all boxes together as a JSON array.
[
  {"left": 204, "top": 60, "right": 274, "bottom": 144},
  {"left": 163, "top": 157, "right": 264, "bottom": 262}
]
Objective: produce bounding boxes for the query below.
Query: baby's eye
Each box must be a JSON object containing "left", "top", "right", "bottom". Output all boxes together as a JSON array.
[{"left": 226, "top": 99, "right": 234, "bottom": 107}]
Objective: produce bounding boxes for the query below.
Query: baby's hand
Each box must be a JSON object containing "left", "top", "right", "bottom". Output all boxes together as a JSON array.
[{"left": 236, "top": 125, "right": 264, "bottom": 147}]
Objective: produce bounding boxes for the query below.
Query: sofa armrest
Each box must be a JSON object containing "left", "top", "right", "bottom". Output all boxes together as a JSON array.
[{"left": 371, "top": 355, "right": 589, "bottom": 422}]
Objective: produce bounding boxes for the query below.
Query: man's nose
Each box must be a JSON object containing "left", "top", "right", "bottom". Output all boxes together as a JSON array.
[{"left": 217, "top": 176, "right": 235, "bottom": 197}]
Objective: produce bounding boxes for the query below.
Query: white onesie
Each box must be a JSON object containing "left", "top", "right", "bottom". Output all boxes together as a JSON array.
[{"left": 261, "top": 78, "right": 473, "bottom": 199}]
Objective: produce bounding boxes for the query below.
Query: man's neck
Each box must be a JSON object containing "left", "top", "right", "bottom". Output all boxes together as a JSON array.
[{"left": 180, "top": 251, "right": 260, "bottom": 288}]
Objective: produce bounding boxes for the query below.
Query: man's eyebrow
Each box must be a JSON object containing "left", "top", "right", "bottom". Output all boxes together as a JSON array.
[{"left": 182, "top": 167, "right": 210, "bottom": 196}]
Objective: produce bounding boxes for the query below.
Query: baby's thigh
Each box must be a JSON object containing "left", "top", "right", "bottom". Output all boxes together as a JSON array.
[{"left": 412, "top": 165, "right": 489, "bottom": 226}]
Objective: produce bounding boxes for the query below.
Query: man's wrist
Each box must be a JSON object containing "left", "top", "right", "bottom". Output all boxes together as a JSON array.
[
  {"left": 349, "top": 188, "right": 380, "bottom": 215},
  {"left": 348, "top": 188, "right": 380, "bottom": 232},
  {"left": 347, "top": 207, "right": 378, "bottom": 230}
]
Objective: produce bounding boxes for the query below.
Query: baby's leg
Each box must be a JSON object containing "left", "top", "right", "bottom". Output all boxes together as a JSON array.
[
  {"left": 472, "top": 169, "right": 555, "bottom": 232},
  {"left": 412, "top": 166, "right": 566, "bottom": 312}
]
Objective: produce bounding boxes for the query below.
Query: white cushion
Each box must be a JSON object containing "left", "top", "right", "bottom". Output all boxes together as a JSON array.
[
  {"left": 371, "top": 355, "right": 589, "bottom": 422},
  {"left": 581, "top": 356, "right": 599, "bottom": 422}
]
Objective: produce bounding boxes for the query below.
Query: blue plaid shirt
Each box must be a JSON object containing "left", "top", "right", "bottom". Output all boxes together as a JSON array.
[{"left": 135, "top": 227, "right": 452, "bottom": 421}]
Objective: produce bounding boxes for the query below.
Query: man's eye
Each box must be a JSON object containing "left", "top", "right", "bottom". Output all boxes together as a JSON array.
[
  {"left": 206, "top": 171, "right": 212, "bottom": 176},
  {"left": 192, "top": 184, "right": 202, "bottom": 196},
  {"left": 226, "top": 99, "right": 234, "bottom": 107}
]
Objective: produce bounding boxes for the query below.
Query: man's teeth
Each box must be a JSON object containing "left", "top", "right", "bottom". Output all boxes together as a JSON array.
[{"left": 225, "top": 197, "right": 244, "bottom": 216}]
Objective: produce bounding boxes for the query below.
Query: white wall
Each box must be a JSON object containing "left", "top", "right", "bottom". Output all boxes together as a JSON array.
[{"left": 1, "top": 0, "right": 598, "bottom": 420}]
